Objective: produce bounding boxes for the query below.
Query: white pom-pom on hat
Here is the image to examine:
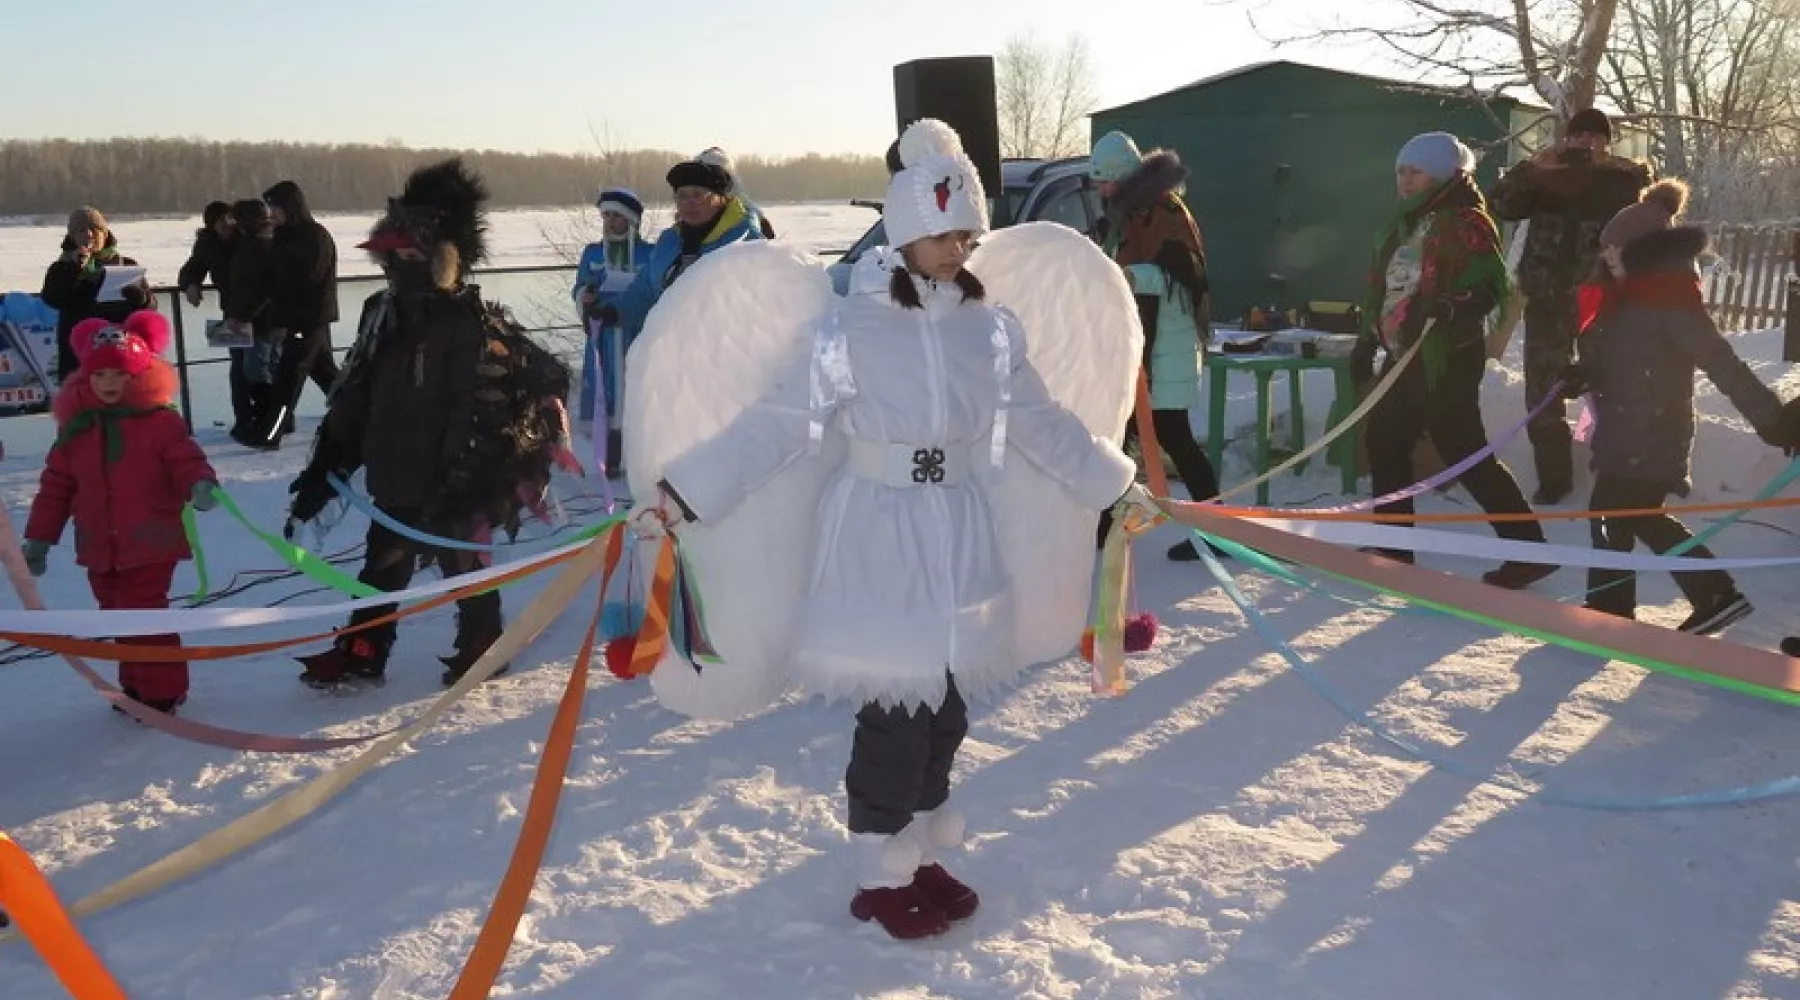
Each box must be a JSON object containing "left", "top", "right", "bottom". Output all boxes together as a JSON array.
[{"left": 897, "top": 118, "right": 965, "bottom": 169}]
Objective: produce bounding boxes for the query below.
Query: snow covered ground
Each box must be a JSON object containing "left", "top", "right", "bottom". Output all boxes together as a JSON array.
[{"left": 4, "top": 238, "right": 1800, "bottom": 996}]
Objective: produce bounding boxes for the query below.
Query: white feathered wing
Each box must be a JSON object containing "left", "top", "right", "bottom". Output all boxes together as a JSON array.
[
  {"left": 971, "top": 222, "right": 1142, "bottom": 665},
  {"left": 622, "top": 242, "right": 836, "bottom": 720}
]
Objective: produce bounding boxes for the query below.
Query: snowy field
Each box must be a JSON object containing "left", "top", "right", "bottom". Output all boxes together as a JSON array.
[
  {"left": 3, "top": 215, "right": 1800, "bottom": 996},
  {"left": 0, "top": 203, "right": 878, "bottom": 457}
]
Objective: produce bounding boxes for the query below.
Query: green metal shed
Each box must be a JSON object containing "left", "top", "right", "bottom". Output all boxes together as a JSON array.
[{"left": 1091, "top": 60, "right": 1553, "bottom": 324}]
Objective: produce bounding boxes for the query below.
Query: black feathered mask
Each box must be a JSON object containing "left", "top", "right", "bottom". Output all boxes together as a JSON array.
[{"left": 359, "top": 157, "right": 490, "bottom": 273}]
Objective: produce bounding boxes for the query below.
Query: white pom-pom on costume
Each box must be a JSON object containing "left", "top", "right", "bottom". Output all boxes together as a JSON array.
[
  {"left": 908, "top": 808, "right": 965, "bottom": 865},
  {"left": 897, "top": 118, "right": 964, "bottom": 168},
  {"left": 854, "top": 832, "right": 923, "bottom": 889}
]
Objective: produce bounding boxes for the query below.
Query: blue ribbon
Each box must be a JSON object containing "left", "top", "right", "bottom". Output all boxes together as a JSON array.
[{"left": 327, "top": 474, "right": 617, "bottom": 553}]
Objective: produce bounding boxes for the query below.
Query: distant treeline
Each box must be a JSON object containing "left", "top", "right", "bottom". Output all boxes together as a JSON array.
[{"left": 0, "top": 139, "right": 890, "bottom": 217}]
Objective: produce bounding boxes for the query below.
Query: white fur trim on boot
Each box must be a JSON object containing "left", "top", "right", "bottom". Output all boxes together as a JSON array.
[
  {"left": 908, "top": 808, "right": 966, "bottom": 866},
  {"left": 854, "top": 831, "right": 923, "bottom": 890}
]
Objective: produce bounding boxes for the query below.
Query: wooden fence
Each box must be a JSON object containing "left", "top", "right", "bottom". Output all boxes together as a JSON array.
[{"left": 1703, "top": 224, "right": 1798, "bottom": 331}]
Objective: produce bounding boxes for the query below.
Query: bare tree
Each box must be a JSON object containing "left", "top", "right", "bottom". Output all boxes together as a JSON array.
[
  {"left": 1247, "top": 0, "right": 1619, "bottom": 125},
  {"left": 997, "top": 32, "right": 1098, "bottom": 159}
]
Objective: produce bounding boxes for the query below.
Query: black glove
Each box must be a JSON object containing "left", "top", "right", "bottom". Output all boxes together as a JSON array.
[
  {"left": 1430, "top": 289, "right": 1497, "bottom": 331},
  {"left": 1764, "top": 397, "right": 1800, "bottom": 452},
  {"left": 1557, "top": 361, "right": 1591, "bottom": 400},
  {"left": 588, "top": 302, "right": 620, "bottom": 326},
  {"left": 287, "top": 466, "right": 336, "bottom": 527},
  {"left": 1349, "top": 333, "right": 1377, "bottom": 392}
]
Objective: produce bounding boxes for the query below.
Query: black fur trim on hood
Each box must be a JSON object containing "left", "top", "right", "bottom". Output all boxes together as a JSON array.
[
  {"left": 1109, "top": 150, "right": 1190, "bottom": 214},
  {"left": 1621, "top": 225, "right": 1708, "bottom": 275}
]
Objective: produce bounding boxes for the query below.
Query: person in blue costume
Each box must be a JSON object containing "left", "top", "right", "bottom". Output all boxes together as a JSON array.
[
  {"left": 591, "top": 155, "right": 766, "bottom": 341},
  {"left": 572, "top": 187, "right": 654, "bottom": 472}
]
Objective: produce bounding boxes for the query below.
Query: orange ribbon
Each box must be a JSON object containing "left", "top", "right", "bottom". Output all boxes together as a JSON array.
[
  {"left": 625, "top": 535, "right": 678, "bottom": 678},
  {"left": 0, "top": 832, "right": 126, "bottom": 999}
]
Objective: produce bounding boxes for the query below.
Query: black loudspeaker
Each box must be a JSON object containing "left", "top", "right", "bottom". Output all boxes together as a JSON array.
[{"left": 893, "top": 57, "right": 1002, "bottom": 195}]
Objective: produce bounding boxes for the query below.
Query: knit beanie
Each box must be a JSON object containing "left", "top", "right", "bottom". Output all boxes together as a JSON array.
[
  {"left": 882, "top": 119, "right": 989, "bottom": 251},
  {"left": 67, "top": 206, "right": 107, "bottom": 237},
  {"left": 1090, "top": 130, "right": 1144, "bottom": 183},
  {"left": 71, "top": 311, "right": 171, "bottom": 377},
  {"left": 596, "top": 187, "right": 644, "bottom": 228},
  {"left": 1395, "top": 132, "right": 1476, "bottom": 182},
  {"left": 1600, "top": 179, "right": 1689, "bottom": 248}
]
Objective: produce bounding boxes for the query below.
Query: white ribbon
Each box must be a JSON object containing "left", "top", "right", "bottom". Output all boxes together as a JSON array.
[
  {"left": 1246, "top": 515, "right": 1800, "bottom": 572},
  {"left": 809, "top": 308, "right": 854, "bottom": 454},
  {"left": 989, "top": 311, "right": 1011, "bottom": 469},
  {"left": 0, "top": 537, "right": 591, "bottom": 638}
]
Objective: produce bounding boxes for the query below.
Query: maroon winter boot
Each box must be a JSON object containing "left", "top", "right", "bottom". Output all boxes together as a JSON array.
[
  {"left": 850, "top": 884, "right": 951, "bottom": 940},
  {"left": 910, "top": 864, "right": 978, "bottom": 921}
]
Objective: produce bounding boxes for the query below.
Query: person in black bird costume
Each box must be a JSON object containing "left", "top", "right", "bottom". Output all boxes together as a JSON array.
[{"left": 284, "top": 158, "right": 575, "bottom": 690}]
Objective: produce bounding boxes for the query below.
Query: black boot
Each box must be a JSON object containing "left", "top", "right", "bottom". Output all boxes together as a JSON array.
[
  {"left": 605, "top": 428, "right": 625, "bottom": 478},
  {"left": 233, "top": 384, "right": 271, "bottom": 447},
  {"left": 441, "top": 602, "right": 508, "bottom": 686},
  {"left": 298, "top": 632, "right": 391, "bottom": 690}
]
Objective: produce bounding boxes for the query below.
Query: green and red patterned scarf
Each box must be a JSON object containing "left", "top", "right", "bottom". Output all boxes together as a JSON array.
[{"left": 1362, "top": 172, "right": 1512, "bottom": 387}]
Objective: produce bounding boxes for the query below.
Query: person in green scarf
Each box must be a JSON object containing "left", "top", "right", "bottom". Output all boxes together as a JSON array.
[
  {"left": 1350, "top": 132, "right": 1553, "bottom": 590},
  {"left": 40, "top": 206, "right": 150, "bottom": 379}
]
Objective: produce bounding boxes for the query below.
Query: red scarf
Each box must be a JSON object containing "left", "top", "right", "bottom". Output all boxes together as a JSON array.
[{"left": 1578, "top": 270, "right": 1704, "bottom": 335}]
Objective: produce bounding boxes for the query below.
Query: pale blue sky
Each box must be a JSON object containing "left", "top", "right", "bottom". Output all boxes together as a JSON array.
[{"left": 0, "top": 0, "right": 1388, "bottom": 157}]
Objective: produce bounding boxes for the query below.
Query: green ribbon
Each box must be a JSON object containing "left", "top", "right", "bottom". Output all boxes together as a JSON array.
[
  {"left": 213, "top": 487, "right": 380, "bottom": 598},
  {"left": 1195, "top": 528, "right": 1800, "bottom": 708},
  {"left": 181, "top": 505, "right": 210, "bottom": 604}
]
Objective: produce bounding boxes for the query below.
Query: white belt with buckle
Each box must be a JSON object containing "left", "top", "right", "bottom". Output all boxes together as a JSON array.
[{"left": 846, "top": 438, "right": 971, "bottom": 488}]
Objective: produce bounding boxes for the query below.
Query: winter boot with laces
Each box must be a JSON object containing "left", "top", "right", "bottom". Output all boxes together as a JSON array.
[
  {"left": 848, "top": 832, "right": 950, "bottom": 940},
  {"left": 298, "top": 633, "right": 391, "bottom": 690},
  {"left": 441, "top": 604, "right": 508, "bottom": 686}
]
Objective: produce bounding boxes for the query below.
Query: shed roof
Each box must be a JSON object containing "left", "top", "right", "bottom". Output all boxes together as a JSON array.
[{"left": 1097, "top": 59, "right": 1534, "bottom": 116}]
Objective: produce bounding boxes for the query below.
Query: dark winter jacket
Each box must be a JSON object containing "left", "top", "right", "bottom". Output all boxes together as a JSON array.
[
  {"left": 40, "top": 235, "right": 147, "bottom": 377},
  {"left": 262, "top": 182, "right": 340, "bottom": 331},
  {"left": 1582, "top": 226, "right": 1781, "bottom": 485},
  {"left": 176, "top": 227, "right": 238, "bottom": 297},
  {"left": 25, "top": 361, "right": 215, "bottom": 572},
  {"left": 224, "top": 237, "right": 279, "bottom": 333},
  {"left": 302, "top": 286, "right": 572, "bottom": 533},
  {"left": 316, "top": 289, "right": 487, "bottom": 509},
  {"left": 1488, "top": 155, "right": 1652, "bottom": 298}
]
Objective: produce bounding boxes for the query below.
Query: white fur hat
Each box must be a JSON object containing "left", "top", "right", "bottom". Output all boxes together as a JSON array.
[{"left": 882, "top": 119, "right": 988, "bottom": 251}]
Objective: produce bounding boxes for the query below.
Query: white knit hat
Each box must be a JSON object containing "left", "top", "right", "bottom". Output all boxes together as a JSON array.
[{"left": 882, "top": 119, "right": 989, "bottom": 251}]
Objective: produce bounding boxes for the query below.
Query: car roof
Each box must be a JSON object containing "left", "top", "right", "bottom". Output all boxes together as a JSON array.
[{"left": 1001, "top": 156, "right": 1091, "bottom": 189}]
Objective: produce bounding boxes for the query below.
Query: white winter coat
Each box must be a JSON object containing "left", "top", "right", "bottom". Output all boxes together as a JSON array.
[{"left": 661, "top": 250, "right": 1134, "bottom": 711}]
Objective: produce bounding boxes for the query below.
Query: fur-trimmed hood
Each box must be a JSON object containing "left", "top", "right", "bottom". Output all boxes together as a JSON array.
[
  {"left": 1621, "top": 224, "right": 1708, "bottom": 276},
  {"left": 1108, "top": 150, "right": 1190, "bottom": 215},
  {"left": 52, "top": 358, "right": 179, "bottom": 427}
]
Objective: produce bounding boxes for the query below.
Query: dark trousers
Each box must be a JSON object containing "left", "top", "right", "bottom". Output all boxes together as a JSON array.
[
  {"left": 228, "top": 349, "right": 251, "bottom": 431},
  {"left": 1523, "top": 288, "right": 1578, "bottom": 492},
  {"left": 347, "top": 507, "right": 501, "bottom": 648},
  {"left": 1367, "top": 337, "right": 1543, "bottom": 542},
  {"left": 1584, "top": 474, "right": 1735, "bottom": 616},
  {"left": 846, "top": 675, "right": 969, "bottom": 835},
  {"left": 89, "top": 561, "right": 185, "bottom": 702},
  {"left": 262, "top": 324, "right": 340, "bottom": 443}
]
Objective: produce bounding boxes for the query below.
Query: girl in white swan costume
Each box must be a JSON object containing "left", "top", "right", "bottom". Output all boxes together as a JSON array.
[{"left": 625, "top": 119, "right": 1148, "bottom": 939}]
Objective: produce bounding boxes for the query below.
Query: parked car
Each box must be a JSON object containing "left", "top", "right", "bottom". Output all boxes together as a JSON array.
[{"left": 828, "top": 156, "right": 1100, "bottom": 293}]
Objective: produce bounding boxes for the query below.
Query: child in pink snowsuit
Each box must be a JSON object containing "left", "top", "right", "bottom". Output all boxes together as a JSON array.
[{"left": 24, "top": 311, "right": 219, "bottom": 714}]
